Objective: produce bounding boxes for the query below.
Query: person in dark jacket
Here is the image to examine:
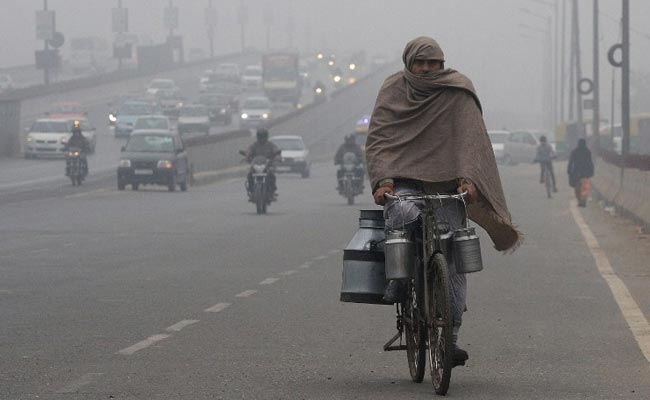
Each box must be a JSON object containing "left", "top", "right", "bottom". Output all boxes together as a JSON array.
[
  {"left": 244, "top": 128, "right": 280, "bottom": 198},
  {"left": 334, "top": 134, "right": 365, "bottom": 191},
  {"left": 567, "top": 138, "right": 594, "bottom": 207},
  {"left": 64, "top": 120, "right": 90, "bottom": 176}
]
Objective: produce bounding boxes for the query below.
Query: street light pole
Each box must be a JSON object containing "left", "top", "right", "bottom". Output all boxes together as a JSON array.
[
  {"left": 592, "top": 0, "right": 600, "bottom": 147},
  {"left": 43, "top": 0, "right": 50, "bottom": 85},
  {"left": 621, "top": 0, "right": 630, "bottom": 157}
]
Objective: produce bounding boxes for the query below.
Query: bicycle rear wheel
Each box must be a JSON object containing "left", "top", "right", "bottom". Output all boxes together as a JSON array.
[
  {"left": 403, "top": 265, "right": 426, "bottom": 382},
  {"left": 427, "top": 252, "right": 454, "bottom": 395},
  {"left": 544, "top": 170, "right": 552, "bottom": 198}
]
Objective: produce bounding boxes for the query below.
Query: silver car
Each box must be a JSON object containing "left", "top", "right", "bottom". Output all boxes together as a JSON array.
[{"left": 487, "top": 130, "right": 510, "bottom": 164}]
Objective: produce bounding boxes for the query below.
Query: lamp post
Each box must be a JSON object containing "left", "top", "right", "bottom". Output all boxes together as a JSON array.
[{"left": 519, "top": 22, "right": 550, "bottom": 129}]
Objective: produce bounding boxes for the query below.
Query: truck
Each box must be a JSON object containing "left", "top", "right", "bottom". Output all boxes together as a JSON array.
[{"left": 262, "top": 53, "right": 302, "bottom": 105}]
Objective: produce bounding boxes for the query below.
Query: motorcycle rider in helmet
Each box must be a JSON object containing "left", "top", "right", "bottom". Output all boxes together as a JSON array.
[
  {"left": 334, "top": 134, "right": 365, "bottom": 191},
  {"left": 64, "top": 120, "right": 90, "bottom": 176},
  {"left": 244, "top": 128, "right": 280, "bottom": 199}
]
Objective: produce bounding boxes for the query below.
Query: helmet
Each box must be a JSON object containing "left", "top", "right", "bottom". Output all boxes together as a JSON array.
[
  {"left": 256, "top": 128, "right": 269, "bottom": 142},
  {"left": 73, "top": 120, "right": 80, "bottom": 128},
  {"left": 344, "top": 134, "right": 356, "bottom": 145},
  {"left": 539, "top": 135, "right": 547, "bottom": 143}
]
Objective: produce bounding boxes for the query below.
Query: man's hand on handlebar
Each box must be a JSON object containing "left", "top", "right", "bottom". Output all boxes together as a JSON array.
[
  {"left": 373, "top": 183, "right": 394, "bottom": 206},
  {"left": 457, "top": 180, "right": 477, "bottom": 204}
]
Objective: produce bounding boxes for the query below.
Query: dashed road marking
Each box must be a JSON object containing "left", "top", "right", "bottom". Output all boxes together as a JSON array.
[
  {"left": 235, "top": 290, "right": 258, "bottom": 298},
  {"left": 298, "top": 263, "right": 311, "bottom": 269},
  {"left": 29, "top": 248, "right": 49, "bottom": 254},
  {"left": 571, "top": 200, "right": 650, "bottom": 363},
  {"left": 63, "top": 242, "right": 75, "bottom": 247},
  {"left": 55, "top": 373, "right": 104, "bottom": 393},
  {"left": 314, "top": 255, "right": 328, "bottom": 261},
  {"left": 279, "top": 270, "right": 297, "bottom": 276},
  {"left": 165, "top": 319, "right": 199, "bottom": 332},
  {"left": 329, "top": 249, "right": 340, "bottom": 255},
  {"left": 117, "top": 334, "right": 171, "bottom": 356},
  {"left": 205, "top": 302, "right": 231, "bottom": 313},
  {"left": 0, "top": 289, "right": 13, "bottom": 294},
  {"left": 65, "top": 188, "right": 107, "bottom": 199},
  {"left": 260, "top": 278, "right": 279, "bottom": 285}
]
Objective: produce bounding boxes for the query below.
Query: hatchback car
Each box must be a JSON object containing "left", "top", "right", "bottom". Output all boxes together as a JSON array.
[
  {"left": 24, "top": 119, "right": 72, "bottom": 158},
  {"left": 199, "top": 93, "right": 234, "bottom": 125},
  {"left": 177, "top": 104, "right": 211, "bottom": 135},
  {"left": 133, "top": 115, "right": 173, "bottom": 133},
  {"left": 487, "top": 130, "right": 510, "bottom": 164},
  {"left": 146, "top": 78, "right": 179, "bottom": 97},
  {"left": 502, "top": 130, "right": 540, "bottom": 165},
  {"left": 269, "top": 135, "right": 310, "bottom": 178},
  {"left": 114, "top": 101, "right": 159, "bottom": 137},
  {"left": 117, "top": 131, "right": 189, "bottom": 192},
  {"left": 240, "top": 96, "right": 272, "bottom": 129}
]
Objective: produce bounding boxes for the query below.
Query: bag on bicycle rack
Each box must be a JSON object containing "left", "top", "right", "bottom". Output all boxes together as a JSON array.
[
  {"left": 452, "top": 227, "right": 483, "bottom": 274},
  {"left": 340, "top": 210, "right": 392, "bottom": 305},
  {"left": 384, "top": 230, "right": 415, "bottom": 280}
]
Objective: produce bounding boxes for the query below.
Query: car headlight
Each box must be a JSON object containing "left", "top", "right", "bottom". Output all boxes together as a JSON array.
[
  {"left": 315, "top": 87, "right": 322, "bottom": 94},
  {"left": 26, "top": 136, "right": 33, "bottom": 143},
  {"left": 262, "top": 113, "right": 269, "bottom": 119},
  {"left": 220, "top": 108, "right": 227, "bottom": 114},
  {"left": 241, "top": 113, "right": 249, "bottom": 119},
  {"left": 109, "top": 114, "right": 117, "bottom": 122},
  {"left": 60, "top": 137, "right": 69, "bottom": 144},
  {"left": 157, "top": 160, "right": 173, "bottom": 169},
  {"left": 119, "top": 159, "right": 131, "bottom": 168},
  {"left": 333, "top": 75, "right": 342, "bottom": 83}
]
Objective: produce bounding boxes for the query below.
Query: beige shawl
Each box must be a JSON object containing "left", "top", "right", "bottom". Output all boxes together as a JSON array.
[{"left": 365, "top": 37, "right": 521, "bottom": 252}]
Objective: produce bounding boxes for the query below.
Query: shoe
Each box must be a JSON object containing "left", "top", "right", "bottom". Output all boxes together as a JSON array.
[
  {"left": 382, "top": 280, "right": 407, "bottom": 303},
  {"left": 453, "top": 345, "right": 469, "bottom": 367}
]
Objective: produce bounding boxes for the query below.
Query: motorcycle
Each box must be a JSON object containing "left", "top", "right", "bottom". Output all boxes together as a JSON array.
[
  {"left": 65, "top": 147, "right": 87, "bottom": 186},
  {"left": 240, "top": 150, "right": 278, "bottom": 214},
  {"left": 337, "top": 152, "right": 364, "bottom": 205}
]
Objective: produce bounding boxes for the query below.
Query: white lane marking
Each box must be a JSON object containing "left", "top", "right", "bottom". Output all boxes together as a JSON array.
[
  {"left": 0, "top": 289, "right": 13, "bottom": 294},
  {"left": 235, "top": 290, "right": 258, "bottom": 298},
  {"left": 204, "top": 302, "right": 231, "bottom": 313},
  {"left": 329, "top": 249, "right": 340, "bottom": 255},
  {"left": 55, "top": 373, "right": 104, "bottom": 393},
  {"left": 117, "top": 334, "right": 171, "bottom": 356},
  {"left": 165, "top": 319, "right": 199, "bottom": 332},
  {"left": 29, "top": 248, "right": 49, "bottom": 254},
  {"left": 314, "top": 255, "right": 328, "bottom": 261},
  {"left": 570, "top": 200, "right": 650, "bottom": 363},
  {"left": 64, "top": 188, "right": 107, "bottom": 199},
  {"left": 63, "top": 242, "right": 75, "bottom": 247},
  {"left": 299, "top": 262, "right": 312, "bottom": 269},
  {"left": 279, "top": 270, "right": 297, "bottom": 276},
  {"left": 260, "top": 278, "right": 279, "bottom": 285}
]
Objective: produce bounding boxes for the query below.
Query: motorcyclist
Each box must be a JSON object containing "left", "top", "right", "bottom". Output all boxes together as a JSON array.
[
  {"left": 534, "top": 135, "right": 557, "bottom": 192},
  {"left": 64, "top": 120, "right": 90, "bottom": 176},
  {"left": 245, "top": 128, "right": 280, "bottom": 198},
  {"left": 334, "top": 134, "right": 364, "bottom": 191}
]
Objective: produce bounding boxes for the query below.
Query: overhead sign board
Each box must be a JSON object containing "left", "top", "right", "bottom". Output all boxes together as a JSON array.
[
  {"left": 164, "top": 7, "right": 179, "bottom": 30},
  {"left": 112, "top": 8, "right": 129, "bottom": 33},
  {"left": 35, "top": 10, "right": 55, "bottom": 41}
]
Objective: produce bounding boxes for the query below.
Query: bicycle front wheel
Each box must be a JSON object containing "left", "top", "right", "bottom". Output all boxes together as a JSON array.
[
  {"left": 403, "top": 265, "right": 426, "bottom": 382},
  {"left": 427, "top": 252, "right": 454, "bottom": 395}
]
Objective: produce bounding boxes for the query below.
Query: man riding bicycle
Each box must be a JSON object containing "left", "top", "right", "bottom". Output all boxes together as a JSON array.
[
  {"left": 535, "top": 135, "right": 557, "bottom": 192},
  {"left": 365, "top": 36, "right": 521, "bottom": 368}
]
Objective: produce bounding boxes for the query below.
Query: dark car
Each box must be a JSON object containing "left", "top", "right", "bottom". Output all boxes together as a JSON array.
[
  {"left": 199, "top": 93, "right": 233, "bottom": 125},
  {"left": 117, "top": 130, "right": 189, "bottom": 192}
]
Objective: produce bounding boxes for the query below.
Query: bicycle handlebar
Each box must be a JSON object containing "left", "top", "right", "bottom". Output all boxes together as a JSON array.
[{"left": 385, "top": 191, "right": 468, "bottom": 201}]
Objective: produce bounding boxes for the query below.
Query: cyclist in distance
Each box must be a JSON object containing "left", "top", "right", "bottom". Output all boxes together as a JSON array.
[
  {"left": 535, "top": 135, "right": 557, "bottom": 192},
  {"left": 365, "top": 36, "right": 522, "bottom": 367}
]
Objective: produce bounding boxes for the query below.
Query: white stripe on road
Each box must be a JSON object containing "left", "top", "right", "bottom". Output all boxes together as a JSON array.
[
  {"left": 63, "top": 242, "right": 75, "bottom": 247},
  {"left": 571, "top": 200, "right": 650, "bottom": 363},
  {"left": 314, "top": 255, "right": 328, "bottom": 261},
  {"left": 235, "top": 290, "right": 258, "bottom": 298},
  {"left": 279, "top": 270, "right": 297, "bottom": 276},
  {"left": 165, "top": 319, "right": 199, "bottom": 332},
  {"left": 259, "top": 278, "right": 279, "bottom": 285},
  {"left": 298, "top": 262, "right": 312, "bottom": 269},
  {"left": 65, "top": 188, "right": 107, "bottom": 199},
  {"left": 55, "top": 373, "right": 104, "bottom": 393},
  {"left": 204, "top": 302, "right": 231, "bottom": 313},
  {"left": 117, "top": 334, "right": 171, "bottom": 356},
  {"left": 329, "top": 249, "right": 340, "bottom": 255},
  {"left": 29, "top": 248, "right": 49, "bottom": 254}
]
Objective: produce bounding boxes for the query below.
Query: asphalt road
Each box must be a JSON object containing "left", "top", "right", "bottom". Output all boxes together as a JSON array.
[{"left": 1, "top": 66, "right": 650, "bottom": 399}]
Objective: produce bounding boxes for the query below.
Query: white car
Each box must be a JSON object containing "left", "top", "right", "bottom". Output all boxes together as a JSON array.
[
  {"left": 146, "top": 78, "right": 179, "bottom": 97},
  {"left": 0, "top": 74, "right": 15, "bottom": 92},
  {"left": 24, "top": 118, "right": 96, "bottom": 158},
  {"left": 240, "top": 96, "right": 272, "bottom": 128},
  {"left": 269, "top": 135, "right": 311, "bottom": 178},
  {"left": 177, "top": 105, "right": 211, "bottom": 135},
  {"left": 199, "top": 69, "right": 213, "bottom": 92},
  {"left": 487, "top": 130, "right": 510, "bottom": 164},
  {"left": 241, "top": 65, "right": 263, "bottom": 90}
]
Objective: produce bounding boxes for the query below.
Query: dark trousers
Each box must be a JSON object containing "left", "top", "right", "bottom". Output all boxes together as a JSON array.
[{"left": 540, "top": 161, "right": 556, "bottom": 187}]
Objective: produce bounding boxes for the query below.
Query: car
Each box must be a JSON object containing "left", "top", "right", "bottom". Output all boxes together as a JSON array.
[
  {"left": 487, "top": 130, "right": 510, "bottom": 164},
  {"left": 154, "top": 93, "right": 184, "bottom": 118},
  {"left": 47, "top": 102, "right": 86, "bottom": 119},
  {"left": 117, "top": 130, "right": 189, "bottom": 192},
  {"left": 199, "top": 69, "right": 213, "bottom": 92},
  {"left": 241, "top": 65, "right": 263, "bottom": 90},
  {"left": 24, "top": 119, "right": 72, "bottom": 158},
  {"left": 199, "top": 93, "right": 234, "bottom": 125},
  {"left": 177, "top": 104, "right": 211, "bottom": 135},
  {"left": 502, "top": 129, "right": 541, "bottom": 165},
  {"left": 213, "top": 63, "right": 241, "bottom": 83},
  {"left": 146, "top": 78, "right": 179, "bottom": 97},
  {"left": 239, "top": 96, "right": 272, "bottom": 128},
  {"left": 133, "top": 115, "right": 173, "bottom": 133},
  {"left": 269, "top": 135, "right": 311, "bottom": 178},
  {"left": 114, "top": 101, "right": 159, "bottom": 137},
  {"left": 0, "top": 74, "right": 14, "bottom": 92}
]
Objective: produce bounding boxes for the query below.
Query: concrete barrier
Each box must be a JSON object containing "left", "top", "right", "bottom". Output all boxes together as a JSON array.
[{"left": 592, "top": 157, "right": 650, "bottom": 230}]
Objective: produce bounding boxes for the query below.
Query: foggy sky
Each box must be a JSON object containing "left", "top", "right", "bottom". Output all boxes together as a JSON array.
[{"left": 1, "top": 1, "right": 649, "bottom": 129}]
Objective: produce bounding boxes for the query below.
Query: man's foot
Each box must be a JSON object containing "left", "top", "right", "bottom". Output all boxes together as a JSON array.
[
  {"left": 453, "top": 345, "right": 469, "bottom": 367},
  {"left": 382, "top": 280, "right": 407, "bottom": 303}
]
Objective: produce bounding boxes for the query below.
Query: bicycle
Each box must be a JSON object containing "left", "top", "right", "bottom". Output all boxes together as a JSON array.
[
  {"left": 535, "top": 159, "right": 554, "bottom": 199},
  {"left": 382, "top": 191, "right": 468, "bottom": 396}
]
